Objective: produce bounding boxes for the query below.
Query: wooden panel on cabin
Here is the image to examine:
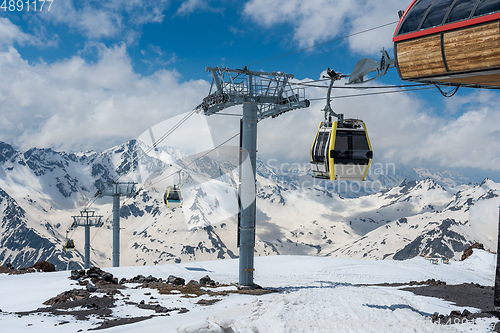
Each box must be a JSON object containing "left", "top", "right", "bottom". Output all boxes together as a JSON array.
[
  {"left": 435, "top": 73, "right": 500, "bottom": 87},
  {"left": 396, "top": 35, "right": 447, "bottom": 79},
  {"left": 444, "top": 22, "right": 500, "bottom": 73}
]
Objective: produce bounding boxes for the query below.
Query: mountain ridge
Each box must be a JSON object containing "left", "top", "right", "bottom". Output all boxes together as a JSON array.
[{"left": 0, "top": 140, "right": 496, "bottom": 269}]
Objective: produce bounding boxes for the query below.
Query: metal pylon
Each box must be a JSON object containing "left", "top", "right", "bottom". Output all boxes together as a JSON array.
[
  {"left": 495, "top": 205, "right": 500, "bottom": 309},
  {"left": 196, "top": 67, "right": 310, "bottom": 287},
  {"left": 95, "top": 182, "right": 137, "bottom": 267},
  {"left": 71, "top": 210, "right": 103, "bottom": 269}
]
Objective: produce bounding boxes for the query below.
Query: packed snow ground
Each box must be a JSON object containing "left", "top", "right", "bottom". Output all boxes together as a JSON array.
[{"left": 0, "top": 251, "right": 498, "bottom": 332}]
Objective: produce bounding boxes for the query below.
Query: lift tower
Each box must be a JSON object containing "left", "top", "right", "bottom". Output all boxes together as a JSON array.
[
  {"left": 71, "top": 210, "right": 103, "bottom": 269},
  {"left": 96, "top": 182, "right": 137, "bottom": 267},
  {"left": 196, "top": 67, "right": 310, "bottom": 287}
]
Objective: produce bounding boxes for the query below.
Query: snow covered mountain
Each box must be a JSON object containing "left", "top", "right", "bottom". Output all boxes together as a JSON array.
[
  {"left": 332, "top": 178, "right": 500, "bottom": 260},
  {"left": 0, "top": 140, "right": 497, "bottom": 270}
]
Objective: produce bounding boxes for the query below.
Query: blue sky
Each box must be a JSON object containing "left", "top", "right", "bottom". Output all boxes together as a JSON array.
[
  {"left": 7, "top": 0, "right": 400, "bottom": 81},
  {"left": 1, "top": 0, "right": 500, "bottom": 182}
]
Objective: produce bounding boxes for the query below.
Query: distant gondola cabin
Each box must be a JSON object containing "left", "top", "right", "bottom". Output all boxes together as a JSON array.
[
  {"left": 65, "top": 239, "right": 75, "bottom": 251},
  {"left": 164, "top": 185, "right": 183, "bottom": 209},
  {"left": 394, "top": 0, "right": 500, "bottom": 88}
]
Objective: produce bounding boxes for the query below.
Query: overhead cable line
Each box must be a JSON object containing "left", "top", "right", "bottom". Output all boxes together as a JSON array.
[
  {"left": 435, "top": 85, "right": 460, "bottom": 97},
  {"left": 89, "top": 131, "right": 240, "bottom": 245},
  {"left": 290, "top": 81, "right": 434, "bottom": 89},
  {"left": 143, "top": 132, "right": 240, "bottom": 190},
  {"left": 251, "top": 72, "right": 434, "bottom": 91},
  {"left": 83, "top": 108, "right": 198, "bottom": 211},
  {"left": 307, "top": 86, "right": 438, "bottom": 101},
  {"left": 212, "top": 113, "right": 242, "bottom": 117}
]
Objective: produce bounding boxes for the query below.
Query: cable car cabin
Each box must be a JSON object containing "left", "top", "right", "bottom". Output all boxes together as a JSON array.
[
  {"left": 65, "top": 239, "right": 75, "bottom": 251},
  {"left": 164, "top": 185, "right": 183, "bottom": 208},
  {"left": 310, "top": 119, "right": 373, "bottom": 181},
  {"left": 394, "top": 0, "right": 500, "bottom": 88}
]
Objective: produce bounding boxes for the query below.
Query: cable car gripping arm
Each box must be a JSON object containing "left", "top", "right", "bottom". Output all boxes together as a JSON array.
[
  {"left": 348, "top": 49, "right": 395, "bottom": 85},
  {"left": 324, "top": 68, "right": 348, "bottom": 123}
]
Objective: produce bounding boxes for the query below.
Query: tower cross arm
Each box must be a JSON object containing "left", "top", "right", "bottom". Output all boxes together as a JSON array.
[
  {"left": 197, "top": 67, "right": 309, "bottom": 118},
  {"left": 71, "top": 210, "right": 104, "bottom": 228}
]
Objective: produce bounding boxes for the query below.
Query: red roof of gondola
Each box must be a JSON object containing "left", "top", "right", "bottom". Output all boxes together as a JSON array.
[
  {"left": 394, "top": 12, "right": 500, "bottom": 42},
  {"left": 393, "top": 0, "right": 500, "bottom": 42}
]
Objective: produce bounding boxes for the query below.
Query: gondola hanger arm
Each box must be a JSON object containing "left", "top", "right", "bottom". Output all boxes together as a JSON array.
[
  {"left": 323, "top": 68, "right": 348, "bottom": 123},
  {"left": 348, "top": 49, "right": 395, "bottom": 85}
]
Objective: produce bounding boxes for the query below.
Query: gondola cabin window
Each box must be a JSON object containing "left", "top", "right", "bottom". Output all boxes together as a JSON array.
[
  {"left": 395, "top": 0, "right": 500, "bottom": 37},
  {"left": 420, "top": 0, "right": 456, "bottom": 29},
  {"left": 314, "top": 131, "right": 330, "bottom": 163},
  {"left": 444, "top": 0, "right": 478, "bottom": 24},
  {"left": 398, "top": 0, "right": 436, "bottom": 35},
  {"left": 473, "top": 0, "right": 500, "bottom": 17},
  {"left": 333, "top": 130, "right": 371, "bottom": 164}
]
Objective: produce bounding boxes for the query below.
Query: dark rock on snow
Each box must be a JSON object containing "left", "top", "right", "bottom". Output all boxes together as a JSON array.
[
  {"left": 86, "top": 284, "right": 97, "bottom": 293},
  {"left": 168, "top": 275, "right": 185, "bottom": 285},
  {"left": 199, "top": 275, "right": 216, "bottom": 286},
  {"left": 32, "top": 261, "right": 56, "bottom": 272},
  {"left": 461, "top": 242, "right": 484, "bottom": 261}
]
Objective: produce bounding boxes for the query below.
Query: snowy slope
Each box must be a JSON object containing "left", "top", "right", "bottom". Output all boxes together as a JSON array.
[{"left": 0, "top": 252, "right": 497, "bottom": 332}]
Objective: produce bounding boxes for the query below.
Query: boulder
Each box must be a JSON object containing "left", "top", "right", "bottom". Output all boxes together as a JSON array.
[
  {"left": 168, "top": 275, "right": 185, "bottom": 285},
  {"left": 87, "top": 267, "right": 104, "bottom": 276},
  {"left": 32, "top": 261, "right": 56, "bottom": 272},
  {"left": 70, "top": 270, "right": 81, "bottom": 280},
  {"left": 199, "top": 275, "right": 216, "bottom": 286},
  {"left": 461, "top": 243, "right": 484, "bottom": 261},
  {"left": 86, "top": 284, "right": 97, "bottom": 292},
  {"left": 102, "top": 273, "right": 114, "bottom": 283}
]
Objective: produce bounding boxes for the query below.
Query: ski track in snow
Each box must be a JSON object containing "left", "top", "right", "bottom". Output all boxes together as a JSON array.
[{"left": 0, "top": 251, "right": 498, "bottom": 332}]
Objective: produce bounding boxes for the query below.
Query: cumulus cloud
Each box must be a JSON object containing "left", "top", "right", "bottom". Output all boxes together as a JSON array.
[
  {"left": 414, "top": 90, "right": 500, "bottom": 170},
  {"left": 41, "top": 0, "right": 170, "bottom": 40},
  {"left": 2, "top": 31, "right": 500, "bottom": 174},
  {"left": 243, "top": 0, "right": 404, "bottom": 55},
  {"left": 242, "top": 0, "right": 500, "bottom": 172},
  {"left": 0, "top": 41, "right": 209, "bottom": 152},
  {"left": 2, "top": 4, "right": 500, "bottom": 177}
]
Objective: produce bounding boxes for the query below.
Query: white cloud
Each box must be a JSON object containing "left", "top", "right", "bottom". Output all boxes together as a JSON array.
[
  {"left": 176, "top": 0, "right": 223, "bottom": 16},
  {"left": 0, "top": 17, "right": 56, "bottom": 49},
  {"left": 1, "top": 40, "right": 500, "bottom": 175},
  {"left": 2, "top": 12, "right": 500, "bottom": 176},
  {"left": 243, "top": 0, "right": 404, "bottom": 56},
  {"left": 347, "top": 0, "right": 404, "bottom": 54},
  {"left": 42, "top": 0, "right": 170, "bottom": 40},
  {"left": 413, "top": 92, "right": 500, "bottom": 170},
  {"left": 0, "top": 42, "right": 209, "bottom": 152},
  {"left": 177, "top": 0, "right": 205, "bottom": 15}
]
